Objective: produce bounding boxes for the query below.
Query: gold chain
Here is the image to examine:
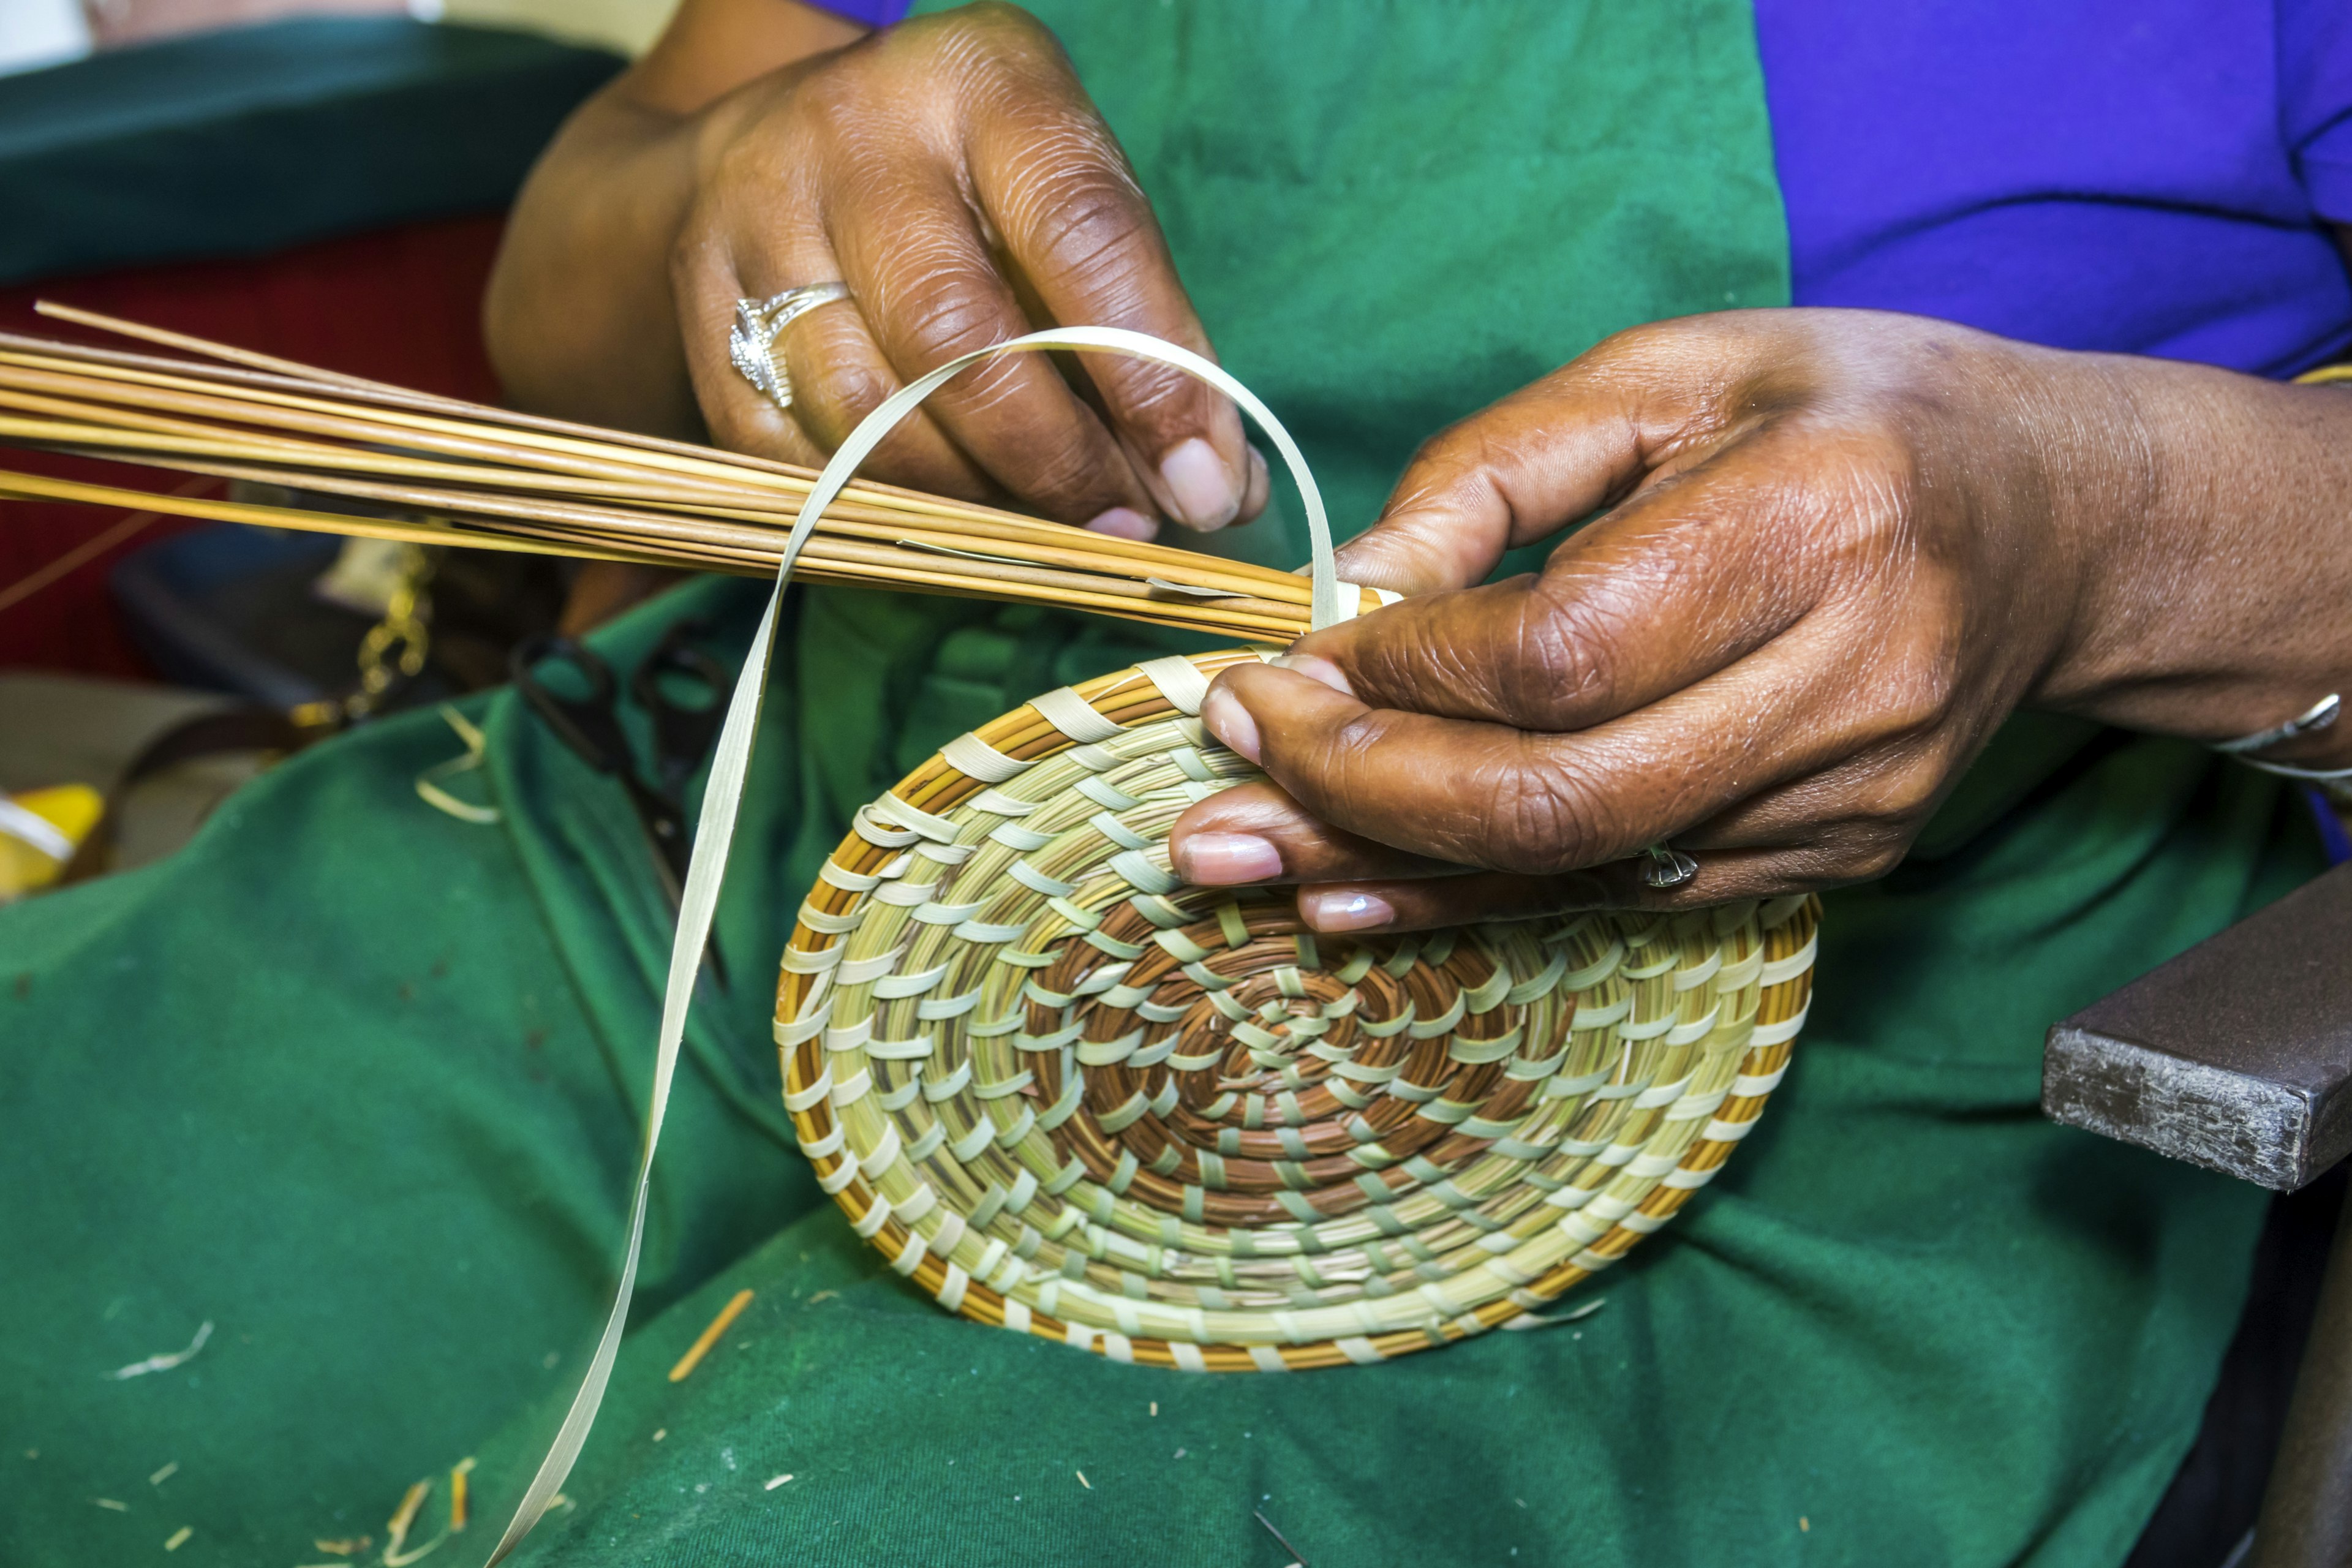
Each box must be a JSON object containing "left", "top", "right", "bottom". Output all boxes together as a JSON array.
[{"left": 290, "top": 544, "right": 436, "bottom": 731}]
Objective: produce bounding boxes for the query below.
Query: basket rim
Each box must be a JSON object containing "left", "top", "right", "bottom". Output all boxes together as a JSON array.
[{"left": 776, "top": 650, "right": 1817, "bottom": 1371}]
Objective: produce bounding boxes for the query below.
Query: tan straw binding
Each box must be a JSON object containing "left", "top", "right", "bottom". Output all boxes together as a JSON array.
[{"left": 778, "top": 647, "right": 1818, "bottom": 1369}]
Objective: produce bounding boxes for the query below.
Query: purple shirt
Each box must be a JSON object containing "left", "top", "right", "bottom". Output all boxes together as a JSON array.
[
  {"left": 815, "top": 2, "right": 2352, "bottom": 377},
  {"left": 1755, "top": 0, "right": 2352, "bottom": 375}
]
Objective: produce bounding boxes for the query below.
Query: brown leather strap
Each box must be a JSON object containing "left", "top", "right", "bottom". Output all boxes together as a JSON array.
[{"left": 58, "top": 704, "right": 338, "bottom": 884}]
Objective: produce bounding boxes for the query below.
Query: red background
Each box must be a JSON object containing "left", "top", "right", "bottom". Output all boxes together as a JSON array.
[{"left": 0, "top": 213, "right": 508, "bottom": 677}]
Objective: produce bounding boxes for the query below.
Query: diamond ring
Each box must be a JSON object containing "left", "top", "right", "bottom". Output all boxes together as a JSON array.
[{"left": 727, "top": 282, "right": 851, "bottom": 410}]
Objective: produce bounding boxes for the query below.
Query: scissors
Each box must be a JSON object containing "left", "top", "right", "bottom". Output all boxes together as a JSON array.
[{"left": 510, "top": 619, "right": 734, "bottom": 989}]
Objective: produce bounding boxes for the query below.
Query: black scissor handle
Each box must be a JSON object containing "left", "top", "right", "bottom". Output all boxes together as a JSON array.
[
  {"left": 510, "top": 636, "right": 630, "bottom": 776},
  {"left": 629, "top": 619, "right": 732, "bottom": 799},
  {"left": 510, "top": 628, "right": 733, "bottom": 992}
]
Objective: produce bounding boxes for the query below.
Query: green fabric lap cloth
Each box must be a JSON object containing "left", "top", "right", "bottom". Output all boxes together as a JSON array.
[
  {"left": 467, "top": 662, "right": 2318, "bottom": 1568},
  {"left": 0, "top": 571, "right": 2318, "bottom": 1567},
  {"left": 0, "top": 2, "right": 2320, "bottom": 1562}
]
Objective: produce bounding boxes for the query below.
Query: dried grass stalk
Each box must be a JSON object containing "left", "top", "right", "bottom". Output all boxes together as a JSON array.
[{"left": 0, "top": 305, "right": 1387, "bottom": 641}]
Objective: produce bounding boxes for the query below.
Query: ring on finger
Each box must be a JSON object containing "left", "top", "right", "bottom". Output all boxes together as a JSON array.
[
  {"left": 728, "top": 282, "right": 851, "bottom": 410},
  {"left": 1638, "top": 842, "right": 1698, "bottom": 890}
]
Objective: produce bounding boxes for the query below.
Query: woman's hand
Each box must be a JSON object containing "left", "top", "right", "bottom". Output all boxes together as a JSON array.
[
  {"left": 1167, "top": 309, "right": 2352, "bottom": 932},
  {"left": 489, "top": 1, "right": 1262, "bottom": 541}
]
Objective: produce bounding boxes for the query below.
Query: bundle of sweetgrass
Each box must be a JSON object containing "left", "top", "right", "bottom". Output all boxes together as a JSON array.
[{"left": 0, "top": 303, "right": 1385, "bottom": 642}]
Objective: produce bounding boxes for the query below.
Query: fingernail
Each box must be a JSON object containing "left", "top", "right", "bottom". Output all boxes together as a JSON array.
[
  {"left": 1200, "top": 685, "right": 1261, "bottom": 763},
  {"left": 1160, "top": 437, "right": 1240, "bottom": 531},
  {"left": 1270, "top": 652, "right": 1354, "bottom": 698},
  {"left": 1302, "top": 889, "right": 1395, "bottom": 932},
  {"left": 1175, "top": 832, "right": 1283, "bottom": 885},
  {"left": 1086, "top": 506, "right": 1158, "bottom": 541}
]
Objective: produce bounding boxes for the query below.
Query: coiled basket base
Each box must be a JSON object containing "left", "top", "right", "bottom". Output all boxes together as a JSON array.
[{"left": 777, "top": 649, "right": 1818, "bottom": 1371}]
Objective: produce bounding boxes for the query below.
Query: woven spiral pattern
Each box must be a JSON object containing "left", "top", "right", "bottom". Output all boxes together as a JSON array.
[{"left": 776, "top": 649, "right": 1819, "bottom": 1371}]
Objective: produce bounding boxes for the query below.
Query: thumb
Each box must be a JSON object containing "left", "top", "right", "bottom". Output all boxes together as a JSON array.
[{"left": 1333, "top": 317, "right": 1769, "bottom": 596}]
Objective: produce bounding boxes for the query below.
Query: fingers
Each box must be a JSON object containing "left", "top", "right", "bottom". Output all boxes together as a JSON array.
[
  {"left": 1331, "top": 318, "right": 1777, "bottom": 596},
  {"left": 1168, "top": 760, "right": 1920, "bottom": 934},
  {"left": 1191, "top": 627, "right": 1912, "bottom": 876},
  {"left": 669, "top": 143, "right": 978, "bottom": 483},
  {"left": 1331, "top": 383, "right": 1646, "bottom": 598},
  {"left": 817, "top": 154, "right": 1177, "bottom": 527},
  {"left": 967, "top": 80, "right": 1254, "bottom": 530},
  {"left": 1668, "top": 742, "right": 1949, "bottom": 867},
  {"left": 1297, "top": 419, "right": 1858, "bottom": 736},
  {"left": 1167, "top": 775, "right": 1857, "bottom": 933},
  {"left": 1287, "top": 851, "right": 1811, "bottom": 932},
  {"left": 1169, "top": 779, "right": 1462, "bottom": 888},
  {"left": 684, "top": 146, "right": 1166, "bottom": 527},
  {"left": 671, "top": 204, "right": 832, "bottom": 466},
  {"left": 778, "top": 282, "right": 1005, "bottom": 497},
  {"left": 669, "top": 9, "right": 1256, "bottom": 537},
  {"left": 1190, "top": 662, "right": 1687, "bottom": 873}
]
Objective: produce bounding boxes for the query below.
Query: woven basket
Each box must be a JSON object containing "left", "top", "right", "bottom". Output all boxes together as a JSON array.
[{"left": 776, "top": 647, "right": 1819, "bottom": 1370}]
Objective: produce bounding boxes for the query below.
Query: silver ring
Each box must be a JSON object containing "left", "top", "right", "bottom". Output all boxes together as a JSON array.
[
  {"left": 2215, "top": 693, "right": 2340, "bottom": 756},
  {"left": 728, "top": 282, "right": 851, "bottom": 410},
  {"left": 1639, "top": 843, "right": 1698, "bottom": 891}
]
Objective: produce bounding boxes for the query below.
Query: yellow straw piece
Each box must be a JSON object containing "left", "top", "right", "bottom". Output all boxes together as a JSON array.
[
  {"left": 667, "top": 1288, "right": 755, "bottom": 1383},
  {"left": 381, "top": 1479, "right": 443, "bottom": 1568},
  {"left": 449, "top": 1458, "right": 475, "bottom": 1533}
]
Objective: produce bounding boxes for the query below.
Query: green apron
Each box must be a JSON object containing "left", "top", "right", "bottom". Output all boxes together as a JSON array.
[{"left": 0, "top": 3, "right": 2316, "bottom": 1565}]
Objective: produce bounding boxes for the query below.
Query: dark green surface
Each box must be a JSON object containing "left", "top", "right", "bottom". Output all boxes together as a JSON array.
[
  {"left": 0, "top": 2, "right": 2309, "bottom": 1565},
  {"left": 982, "top": 0, "right": 1792, "bottom": 576},
  {"left": 0, "top": 575, "right": 2309, "bottom": 1567},
  {"left": 0, "top": 18, "right": 620, "bottom": 285}
]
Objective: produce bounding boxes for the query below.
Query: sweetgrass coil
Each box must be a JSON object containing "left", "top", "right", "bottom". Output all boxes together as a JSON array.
[{"left": 776, "top": 647, "right": 1818, "bottom": 1371}]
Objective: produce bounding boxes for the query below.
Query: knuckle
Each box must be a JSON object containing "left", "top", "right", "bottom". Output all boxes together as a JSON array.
[
  {"left": 1874, "top": 649, "right": 1959, "bottom": 739},
  {"left": 1007, "top": 430, "right": 1120, "bottom": 513},
  {"left": 1374, "top": 432, "right": 1488, "bottom": 524},
  {"left": 1481, "top": 750, "right": 1607, "bottom": 873},
  {"left": 756, "top": 46, "right": 891, "bottom": 156},
  {"left": 1284, "top": 710, "right": 1422, "bottom": 848},
  {"left": 937, "top": 0, "right": 1050, "bottom": 47},
  {"left": 795, "top": 355, "right": 894, "bottom": 448},
  {"left": 1303, "top": 709, "right": 1392, "bottom": 812},
  {"left": 1521, "top": 579, "right": 1639, "bottom": 718},
  {"left": 894, "top": 284, "right": 1011, "bottom": 368},
  {"left": 666, "top": 219, "right": 724, "bottom": 320},
  {"left": 1852, "top": 419, "right": 1926, "bottom": 505},
  {"left": 1757, "top": 835, "right": 1901, "bottom": 894},
  {"left": 791, "top": 70, "right": 870, "bottom": 143},
  {"left": 1411, "top": 410, "right": 1526, "bottom": 497},
  {"left": 1849, "top": 734, "right": 1967, "bottom": 830},
  {"left": 1794, "top": 811, "right": 1917, "bottom": 885},
  {"left": 1866, "top": 608, "right": 1966, "bottom": 738},
  {"left": 699, "top": 396, "right": 761, "bottom": 451},
  {"left": 894, "top": 4, "right": 1063, "bottom": 97},
  {"left": 1585, "top": 317, "right": 1676, "bottom": 367},
  {"left": 1023, "top": 170, "right": 1156, "bottom": 299},
  {"left": 1838, "top": 831, "right": 1909, "bottom": 883},
  {"left": 1808, "top": 413, "right": 1922, "bottom": 527},
  {"left": 1579, "top": 316, "right": 1723, "bottom": 389},
  {"left": 1396, "top": 420, "right": 1470, "bottom": 484}
]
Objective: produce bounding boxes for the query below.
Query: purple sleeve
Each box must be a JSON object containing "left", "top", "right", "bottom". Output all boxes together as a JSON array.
[
  {"left": 2283, "top": 0, "right": 2352, "bottom": 222},
  {"left": 801, "top": 0, "right": 912, "bottom": 24}
]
